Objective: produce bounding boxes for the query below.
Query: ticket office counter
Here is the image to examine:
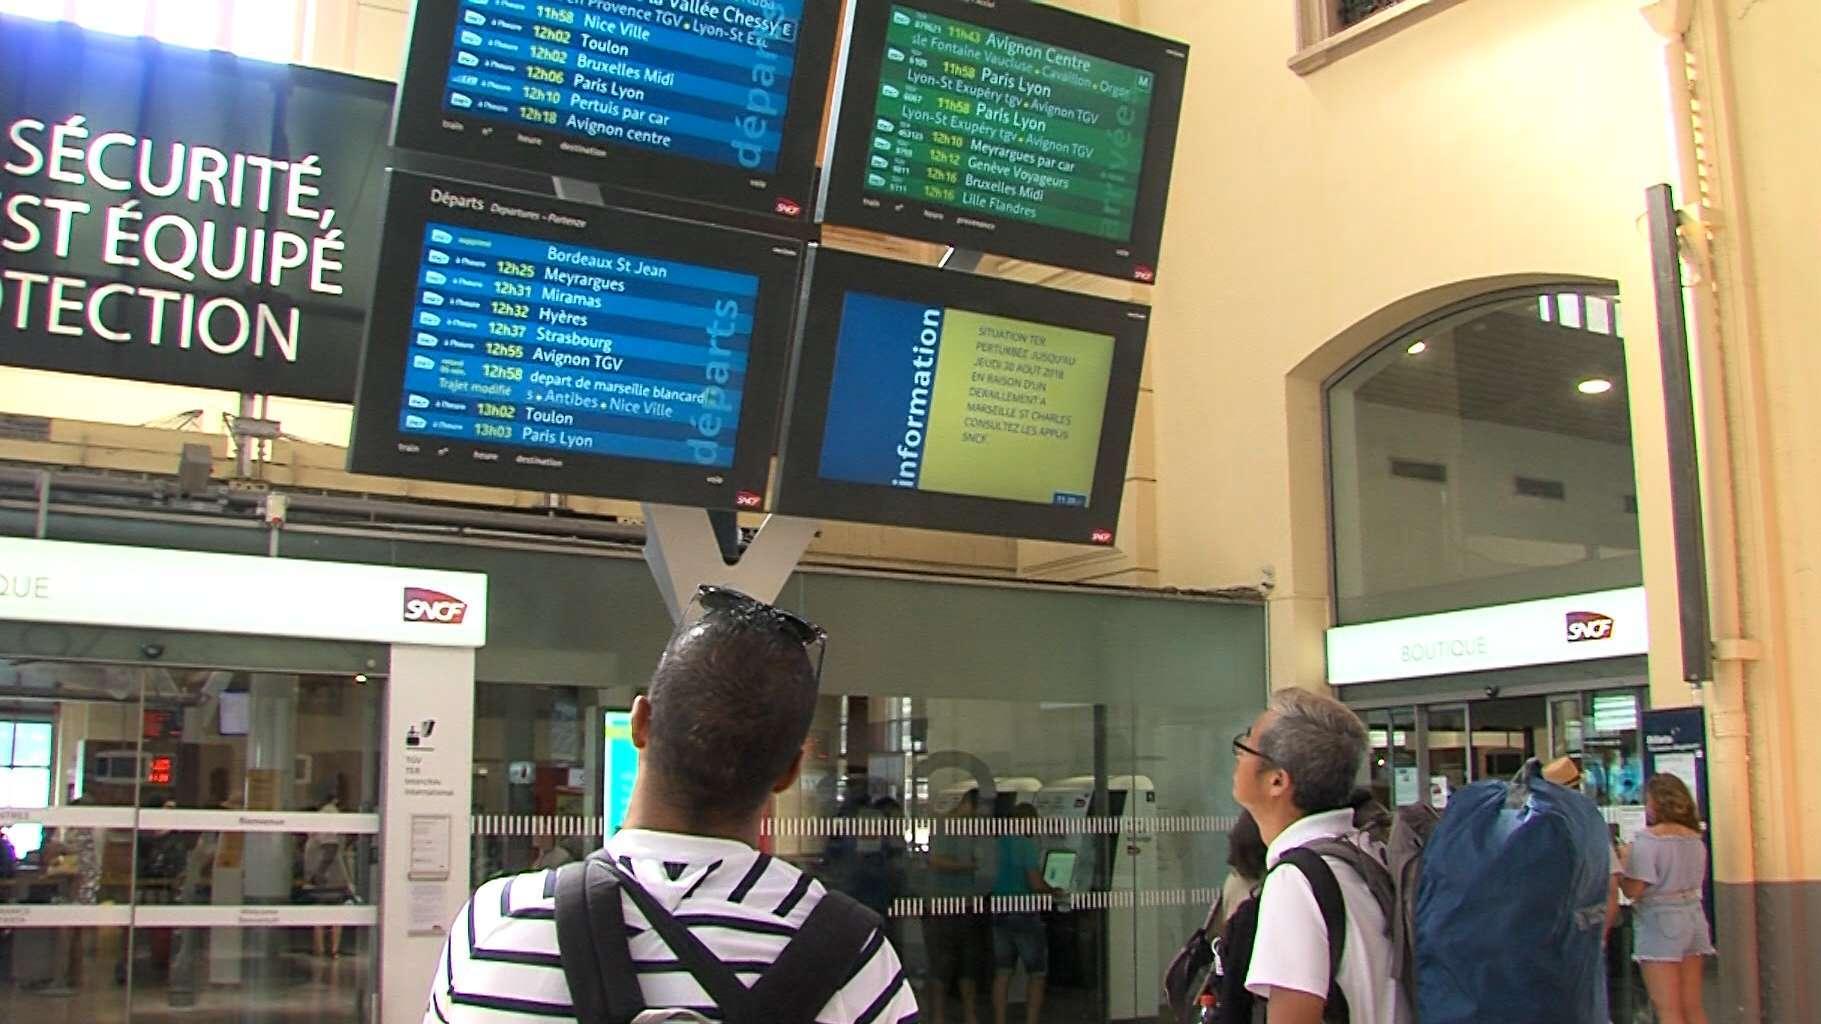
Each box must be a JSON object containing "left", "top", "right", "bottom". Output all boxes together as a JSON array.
[{"left": 0, "top": 537, "right": 485, "bottom": 1024}]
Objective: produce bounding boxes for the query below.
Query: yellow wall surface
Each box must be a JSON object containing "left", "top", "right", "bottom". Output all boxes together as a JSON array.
[{"left": 1130, "top": 0, "right": 1684, "bottom": 693}]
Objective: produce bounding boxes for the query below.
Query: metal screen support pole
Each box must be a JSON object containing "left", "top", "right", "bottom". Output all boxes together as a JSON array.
[
  {"left": 549, "top": 176, "right": 822, "bottom": 620},
  {"left": 642, "top": 503, "right": 821, "bottom": 623}
]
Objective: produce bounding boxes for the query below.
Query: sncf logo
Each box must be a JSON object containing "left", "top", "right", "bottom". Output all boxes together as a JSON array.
[
  {"left": 404, "top": 588, "right": 468, "bottom": 624},
  {"left": 1566, "top": 611, "right": 1614, "bottom": 642},
  {"left": 1132, "top": 265, "right": 1156, "bottom": 283},
  {"left": 1090, "top": 528, "right": 1115, "bottom": 545},
  {"left": 735, "top": 490, "right": 763, "bottom": 509},
  {"left": 774, "top": 197, "right": 803, "bottom": 218}
]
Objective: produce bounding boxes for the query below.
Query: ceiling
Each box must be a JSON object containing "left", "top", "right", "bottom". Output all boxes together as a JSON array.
[{"left": 1352, "top": 308, "right": 1632, "bottom": 445}]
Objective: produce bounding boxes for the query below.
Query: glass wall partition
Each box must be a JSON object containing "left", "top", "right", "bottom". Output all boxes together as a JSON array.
[{"left": 773, "top": 574, "right": 1267, "bottom": 1024}]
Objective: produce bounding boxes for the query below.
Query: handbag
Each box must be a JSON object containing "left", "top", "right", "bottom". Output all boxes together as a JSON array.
[{"left": 1162, "top": 889, "right": 1226, "bottom": 1024}]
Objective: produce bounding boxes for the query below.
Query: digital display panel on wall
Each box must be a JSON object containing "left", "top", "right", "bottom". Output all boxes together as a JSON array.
[
  {"left": 774, "top": 247, "right": 1149, "bottom": 544},
  {"left": 818, "top": 0, "right": 1188, "bottom": 282},
  {"left": 349, "top": 171, "right": 800, "bottom": 509},
  {"left": 393, "top": 0, "right": 840, "bottom": 227}
]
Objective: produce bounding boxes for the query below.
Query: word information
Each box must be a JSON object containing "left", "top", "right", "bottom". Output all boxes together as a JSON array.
[
  {"left": 818, "top": 292, "right": 1113, "bottom": 507},
  {"left": 863, "top": 5, "right": 1155, "bottom": 241},
  {"left": 400, "top": 221, "right": 756, "bottom": 467},
  {"left": 440, "top": 0, "right": 804, "bottom": 172}
]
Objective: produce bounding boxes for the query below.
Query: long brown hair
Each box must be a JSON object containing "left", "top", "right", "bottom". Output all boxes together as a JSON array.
[{"left": 1645, "top": 774, "right": 1702, "bottom": 830}]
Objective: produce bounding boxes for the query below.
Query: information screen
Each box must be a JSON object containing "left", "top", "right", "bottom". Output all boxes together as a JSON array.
[
  {"left": 351, "top": 171, "right": 801, "bottom": 509},
  {"left": 776, "top": 248, "right": 1149, "bottom": 544},
  {"left": 866, "top": 5, "right": 1155, "bottom": 242},
  {"left": 819, "top": 0, "right": 1187, "bottom": 282},
  {"left": 818, "top": 294, "right": 1114, "bottom": 507},
  {"left": 394, "top": 0, "right": 840, "bottom": 226}
]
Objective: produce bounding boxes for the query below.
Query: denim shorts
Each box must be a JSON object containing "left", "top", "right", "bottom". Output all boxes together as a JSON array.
[
  {"left": 1632, "top": 897, "right": 1716, "bottom": 962},
  {"left": 993, "top": 913, "right": 1048, "bottom": 974}
]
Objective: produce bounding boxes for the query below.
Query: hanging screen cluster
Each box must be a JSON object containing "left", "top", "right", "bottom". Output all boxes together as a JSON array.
[{"left": 355, "top": 0, "right": 1185, "bottom": 542}]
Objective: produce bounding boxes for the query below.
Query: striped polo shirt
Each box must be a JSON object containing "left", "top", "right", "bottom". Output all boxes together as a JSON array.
[{"left": 425, "top": 828, "right": 919, "bottom": 1024}]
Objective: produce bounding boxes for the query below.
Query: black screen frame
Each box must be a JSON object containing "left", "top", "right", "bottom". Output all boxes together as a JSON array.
[
  {"left": 391, "top": 0, "right": 841, "bottom": 233},
  {"left": 774, "top": 247, "right": 1149, "bottom": 545},
  {"left": 349, "top": 169, "right": 804, "bottom": 510},
  {"left": 817, "top": 0, "right": 1188, "bottom": 283}
]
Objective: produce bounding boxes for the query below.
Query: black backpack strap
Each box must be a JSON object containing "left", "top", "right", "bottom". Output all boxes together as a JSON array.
[
  {"left": 554, "top": 861, "right": 646, "bottom": 1024},
  {"left": 749, "top": 888, "right": 883, "bottom": 1024},
  {"left": 1275, "top": 848, "right": 1351, "bottom": 1021},
  {"left": 597, "top": 856, "right": 757, "bottom": 1023}
]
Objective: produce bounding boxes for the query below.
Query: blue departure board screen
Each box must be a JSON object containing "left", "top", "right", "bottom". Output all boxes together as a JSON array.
[
  {"left": 444, "top": 0, "right": 800, "bottom": 172},
  {"left": 394, "top": 0, "right": 840, "bottom": 226},
  {"left": 350, "top": 171, "right": 800, "bottom": 509},
  {"left": 402, "top": 223, "right": 757, "bottom": 467}
]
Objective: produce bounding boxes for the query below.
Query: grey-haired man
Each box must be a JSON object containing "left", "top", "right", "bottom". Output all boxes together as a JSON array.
[{"left": 1231, "top": 689, "right": 1406, "bottom": 1024}]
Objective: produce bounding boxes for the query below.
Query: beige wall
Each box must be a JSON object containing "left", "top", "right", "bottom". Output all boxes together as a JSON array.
[
  {"left": 1130, "top": 0, "right": 1683, "bottom": 698},
  {"left": 1682, "top": 0, "right": 1821, "bottom": 894}
]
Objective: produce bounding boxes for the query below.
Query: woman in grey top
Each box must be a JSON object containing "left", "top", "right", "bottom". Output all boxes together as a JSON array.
[{"left": 1619, "top": 774, "right": 1714, "bottom": 1024}]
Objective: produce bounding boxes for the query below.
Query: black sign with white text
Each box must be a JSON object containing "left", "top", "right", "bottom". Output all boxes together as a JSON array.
[{"left": 0, "top": 17, "right": 535, "bottom": 401}]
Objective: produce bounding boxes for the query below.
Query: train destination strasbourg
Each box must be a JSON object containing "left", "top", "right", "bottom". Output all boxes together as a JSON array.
[{"left": 398, "top": 219, "right": 757, "bottom": 468}]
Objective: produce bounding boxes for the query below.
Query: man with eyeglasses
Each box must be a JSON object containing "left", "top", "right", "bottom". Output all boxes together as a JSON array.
[
  {"left": 1231, "top": 689, "right": 1406, "bottom": 1024},
  {"left": 426, "top": 586, "right": 918, "bottom": 1024}
]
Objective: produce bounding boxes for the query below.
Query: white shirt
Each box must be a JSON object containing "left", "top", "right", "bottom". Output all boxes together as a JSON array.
[
  {"left": 425, "top": 829, "right": 917, "bottom": 1023},
  {"left": 1245, "top": 809, "right": 1406, "bottom": 1024}
]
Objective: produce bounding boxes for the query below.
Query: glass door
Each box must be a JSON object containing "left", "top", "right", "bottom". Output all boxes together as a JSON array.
[
  {"left": 1365, "top": 708, "right": 1419, "bottom": 808},
  {"left": 1423, "top": 704, "right": 1471, "bottom": 808},
  {"left": 0, "top": 658, "right": 381, "bottom": 1024}
]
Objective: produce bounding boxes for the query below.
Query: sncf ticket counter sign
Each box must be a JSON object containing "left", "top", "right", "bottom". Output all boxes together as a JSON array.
[
  {"left": 0, "top": 535, "right": 488, "bottom": 647},
  {"left": 1325, "top": 586, "right": 1649, "bottom": 686},
  {"left": 0, "top": 17, "right": 401, "bottom": 400}
]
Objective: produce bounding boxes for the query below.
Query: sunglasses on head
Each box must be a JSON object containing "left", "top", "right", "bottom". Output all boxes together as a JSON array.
[{"left": 688, "top": 584, "right": 829, "bottom": 678}]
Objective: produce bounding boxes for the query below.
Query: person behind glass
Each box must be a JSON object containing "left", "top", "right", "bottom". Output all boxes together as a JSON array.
[
  {"left": 1619, "top": 774, "right": 1714, "bottom": 1024},
  {"left": 989, "top": 804, "right": 1056, "bottom": 1024},
  {"left": 304, "top": 792, "right": 356, "bottom": 959},
  {"left": 532, "top": 833, "right": 576, "bottom": 871},
  {"left": 926, "top": 787, "right": 993, "bottom": 1024},
  {"left": 1232, "top": 690, "right": 1405, "bottom": 1024}
]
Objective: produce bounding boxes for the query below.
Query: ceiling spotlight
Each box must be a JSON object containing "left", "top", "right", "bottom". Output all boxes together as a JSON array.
[
  {"left": 1405, "top": 341, "right": 1427, "bottom": 355},
  {"left": 1578, "top": 378, "right": 1614, "bottom": 395}
]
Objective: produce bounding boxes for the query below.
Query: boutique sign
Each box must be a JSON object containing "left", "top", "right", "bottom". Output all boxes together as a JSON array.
[
  {"left": 0, "top": 17, "right": 420, "bottom": 401},
  {"left": 1325, "top": 586, "right": 1650, "bottom": 686}
]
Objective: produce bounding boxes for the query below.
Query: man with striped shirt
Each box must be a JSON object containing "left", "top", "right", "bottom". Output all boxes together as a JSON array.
[{"left": 426, "top": 589, "right": 919, "bottom": 1024}]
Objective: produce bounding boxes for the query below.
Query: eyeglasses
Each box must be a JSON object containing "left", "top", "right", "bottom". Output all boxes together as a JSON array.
[
  {"left": 1232, "top": 731, "right": 1272, "bottom": 763},
  {"left": 688, "top": 585, "right": 829, "bottom": 679}
]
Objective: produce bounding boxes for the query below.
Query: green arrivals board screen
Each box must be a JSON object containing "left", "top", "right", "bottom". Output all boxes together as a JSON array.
[{"left": 865, "top": 4, "right": 1156, "bottom": 242}]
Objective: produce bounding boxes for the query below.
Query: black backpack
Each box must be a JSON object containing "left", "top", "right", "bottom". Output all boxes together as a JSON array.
[{"left": 554, "top": 853, "right": 882, "bottom": 1024}]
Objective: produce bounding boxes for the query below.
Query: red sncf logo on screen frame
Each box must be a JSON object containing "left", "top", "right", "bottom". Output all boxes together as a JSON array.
[
  {"left": 1090, "top": 528, "right": 1115, "bottom": 545},
  {"left": 1565, "top": 611, "right": 1614, "bottom": 642},
  {"left": 735, "top": 490, "right": 763, "bottom": 509},
  {"left": 774, "top": 198, "right": 803, "bottom": 218},
  {"left": 404, "top": 588, "right": 468, "bottom": 624}
]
